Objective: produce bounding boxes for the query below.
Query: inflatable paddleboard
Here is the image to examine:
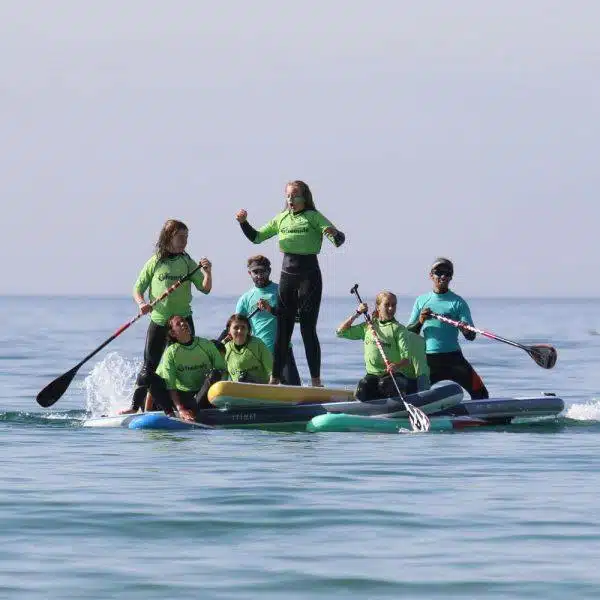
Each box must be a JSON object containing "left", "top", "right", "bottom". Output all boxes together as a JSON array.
[
  {"left": 83, "top": 412, "right": 212, "bottom": 430},
  {"left": 432, "top": 392, "right": 564, "bottom": 422},
  {"left": 207, "top": 380, "right": 354, "bottom": 408},
  {"left": 306, "top": 414, "right": 488, "bottom": 433},
  {"left": 84, "top": 383, "right": 464, "bottom": 431}
]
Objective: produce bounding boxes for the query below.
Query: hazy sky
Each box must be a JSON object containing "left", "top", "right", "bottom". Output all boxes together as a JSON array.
[{"left": 3, "top": 1, "right": 599, "bottom": 298}]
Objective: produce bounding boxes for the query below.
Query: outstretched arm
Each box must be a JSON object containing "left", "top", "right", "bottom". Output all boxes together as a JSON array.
[
  {"left": 324, "top": 227, "right": 345, "bottom": 247},
  {"left": 336, "top": 303, "right": 368, "bottom": 334},
  {"left": 236, "top": 209, "right": 278, "bottom": 243},
  {"left": 313, "top": 211, "right": 345, "bottom": 247}
]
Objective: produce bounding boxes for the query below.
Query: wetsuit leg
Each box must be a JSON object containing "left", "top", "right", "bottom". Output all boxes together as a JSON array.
[
  {"left": 378, "top": 373, "right": 415, "bottom": 397},
  {"left": 297, "top": 268, "right": 323, "bottom": 379},
  {"left": 148, "top": 374, "right": 173, "bottom": 413},
  {"left": 131, "top": 316, "right": 196, "bottom": 411},
  {"left": 237, "top": 371, "right": 262, "bottom": 383},
  {"left": 427, "top": 351, "right": 489, "bottom": 400},
  {"left": 355, "top": 374, "right": 381, "bottom": 401},
  {"left": 272, "top": 272, "right": 300, "bottom": 379},
  {"left": 281, "top": 346, "right": 301, "bottom": 386},
  {"left": 131, "top": 321, "right": 168, "bottom": 410},
  {"left": 178, "top": 391, "right": 198, "bottom": 412},
  {"left": 194, "top": 369, "right": 224, "bottom": 410}
]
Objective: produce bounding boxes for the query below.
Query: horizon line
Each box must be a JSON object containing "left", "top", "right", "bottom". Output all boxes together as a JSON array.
[{"left": 2, "top": 293, "right": 600, "bottom": 301}]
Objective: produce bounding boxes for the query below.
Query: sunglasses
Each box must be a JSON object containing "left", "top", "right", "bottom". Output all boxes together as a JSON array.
[{"left": 432, "top": 269, "right": 452, "bottom": 277}]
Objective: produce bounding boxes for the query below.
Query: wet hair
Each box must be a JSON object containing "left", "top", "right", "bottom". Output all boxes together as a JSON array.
[
  {"left": 225, "top": 313, "right": 252, "bottom": 337},
  {"left": 373, "top": 291, "right": 397, "bottom": 321},
  {"left": 155, "top": 219, "right": 188, "bottom": 261},
  {"left": 431, "top": 257, "right": 454, "bottom": 275},
  {"left": 166, "top": 314, "right": 189, "bottom": 342},
  {"left": 247, "top": 255, "right": 271, "bottom": 270},
  {"left": 285, "top": 180, "right": 316, "bottom": 210}
]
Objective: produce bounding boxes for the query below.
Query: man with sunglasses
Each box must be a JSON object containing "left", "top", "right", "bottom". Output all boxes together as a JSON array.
[
  {"left": 407, "top": 258, "right": 489, "bottom": 399},
  {"left": 230, "top": 255, "right": 301, "bottom": 385}
]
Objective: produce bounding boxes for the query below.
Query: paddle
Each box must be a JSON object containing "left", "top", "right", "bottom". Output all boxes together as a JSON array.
[
  {"left": 36, "top": 264, "right": 204, "bottom": 408},
  {"left": 429, "top": 312, "right": 557, "bottom": 369},
  {"left": 350, "top": 284, "right": 430, "bottom": 432}
]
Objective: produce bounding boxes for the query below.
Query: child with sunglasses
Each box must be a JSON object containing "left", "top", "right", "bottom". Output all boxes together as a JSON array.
[
  {"left": 223, "top": 255, "right": 301, "bottom": 385},
  {"left": 407, "top": 258, "right": 489, "bottom": 399}
]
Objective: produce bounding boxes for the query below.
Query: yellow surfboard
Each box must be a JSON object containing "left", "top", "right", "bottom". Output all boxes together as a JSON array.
[{"left": 208, "top": 381, "right": 355, "bottom": 409}]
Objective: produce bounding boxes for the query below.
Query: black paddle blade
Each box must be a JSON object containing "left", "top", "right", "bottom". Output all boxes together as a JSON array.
[
  {"left": 527, "top": 345, "right": 558, "bottom": 369},
  {"left": 36, "top": 365, "right": 80, "bottom": 407}
]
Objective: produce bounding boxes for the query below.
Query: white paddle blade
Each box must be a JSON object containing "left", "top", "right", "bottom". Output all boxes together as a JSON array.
[{"left": 406, "top": 403, "right": 431, "bottom": 432}]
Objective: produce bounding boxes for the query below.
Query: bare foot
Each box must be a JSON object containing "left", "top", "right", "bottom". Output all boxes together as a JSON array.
[
  {"left": 117, "top": 408, "right": 139, "bottom": 415},
  {"left": 311, "top": 378, "right": 323, "bottom": 387},
  {"left": 269, "top": 377, "right": 281, "bottom": 385}
]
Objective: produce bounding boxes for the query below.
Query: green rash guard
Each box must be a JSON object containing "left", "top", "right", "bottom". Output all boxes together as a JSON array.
[
  {"left": 133, "top": 254, "right": 208, "bottom": 326},
  {"left": 252, "top": 210, "right": 336, "bottom": 254},
  {"left": 224, "top": 336, "right": 273, "bottom": 383},
  {"left": 156, "top": 337, "right": 226, "bottom": 392},
  {"left": 337, "top": 320, "right": 430, "bottom": 380}
]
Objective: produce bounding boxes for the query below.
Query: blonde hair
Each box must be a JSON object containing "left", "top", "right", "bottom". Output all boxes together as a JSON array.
[{"left": 373, "top": 291, "right": 397, "bottom": 321}]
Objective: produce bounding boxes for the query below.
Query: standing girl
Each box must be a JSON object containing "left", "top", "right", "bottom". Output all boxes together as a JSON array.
[
  {"left": 122, "top": 219, "right": 212, "bottom": 414},
  {"left": 235, "top": 180, "right": 345, "bottom": 387}
]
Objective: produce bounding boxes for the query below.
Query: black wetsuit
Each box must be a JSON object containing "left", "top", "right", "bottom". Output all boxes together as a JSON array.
[
  {"left": 241, "top": 221, "right": 338, "bottom": 380},
  {"left": 148, "top": 367, "right": 222, "bottom": 414},
  {"left": 355, "top": 372, "right": 418, "bottom": 401},
  {"left": 426, "top": 351, "right": 489, "bottom": 399}
]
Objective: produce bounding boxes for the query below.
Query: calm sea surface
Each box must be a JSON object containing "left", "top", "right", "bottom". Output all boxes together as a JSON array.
[{"left": 1, "top": 295, "right": 599, "bottom": 599}]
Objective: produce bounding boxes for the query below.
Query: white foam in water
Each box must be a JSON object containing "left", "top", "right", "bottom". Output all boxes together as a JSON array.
[
  {"left": 565, "top": 399, "right": 600, "bottom": 421},
  {"left": 82, "top": 352, "right": 139, "bottom": 417}
]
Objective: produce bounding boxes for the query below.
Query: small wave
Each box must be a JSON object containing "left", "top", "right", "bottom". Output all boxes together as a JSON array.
[
  {"left": 0, "top": 409, "right": 86, "bottom": 427},
  {"left": 564, "top": 399, "right": 600, "bottom": 422}
]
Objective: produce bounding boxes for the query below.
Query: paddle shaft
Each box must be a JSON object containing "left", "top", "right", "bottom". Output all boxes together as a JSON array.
[
  {"left": 349, "top": 285, "right": 430, "bottom": 432},
  {"left": 36, "top": 263, "right": 204, "bottom": 407},
  {"left": 350, "top": 288, "right": 406, "bottom": 399},
  {"left": 87, "top": 263, "right": 204, "bottom": 363},
  {"left": 430, "top": 312, "right": 528, "bottom": 351}
]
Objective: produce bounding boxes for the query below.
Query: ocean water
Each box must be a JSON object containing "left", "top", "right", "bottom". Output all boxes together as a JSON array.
[{"left": 1, "top": 295, "right": 600, "bottom": 599}]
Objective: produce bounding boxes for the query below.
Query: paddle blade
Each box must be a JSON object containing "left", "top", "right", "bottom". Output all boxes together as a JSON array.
[
  {"left": 527, "top": 345, "right": 558, "bottom": 369},
  {"left": 405, "top": 402, "right": 431, "bottom": 432},
  {"left": 36, "top": 365, "right": 80, "bottom": 407}
]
